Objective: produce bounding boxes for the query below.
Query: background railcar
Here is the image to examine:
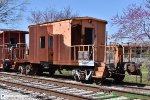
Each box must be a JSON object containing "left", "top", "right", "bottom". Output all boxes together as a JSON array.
[{"left": 0, "top": 29, "right": 28, "bottom": 71}]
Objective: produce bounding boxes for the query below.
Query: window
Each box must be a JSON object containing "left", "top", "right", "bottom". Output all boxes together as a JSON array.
[
  {"left": 10, "top": 38, "right": 16, "bottom": 45},
  {"left": 40, "top": 36, "right": 45, "bottom": 48},
  {"left": 49, "top": 36, "right": 53, "bottom": 48}
]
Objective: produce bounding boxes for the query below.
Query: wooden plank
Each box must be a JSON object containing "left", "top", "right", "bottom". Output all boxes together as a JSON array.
[
  {"left": 95, "top": 71, "right": 104, "bottom": 77},
  {"left": 96, "top": 67, "right": 105, "bottom": 72}
]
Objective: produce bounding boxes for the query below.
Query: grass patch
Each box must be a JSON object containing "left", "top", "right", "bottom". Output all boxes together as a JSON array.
[
  {"left": 113, "top": 92, "right": 150, "bottom": 99},
  {"left": 96, "top": 93, "right": 119, "bottom": 99},
  {"left": 55, "top": 69, "right": 72, "bottom": 75}
]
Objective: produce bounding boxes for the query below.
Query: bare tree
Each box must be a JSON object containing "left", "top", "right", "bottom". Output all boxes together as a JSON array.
[
  {"left": 27, "top": 6, "right": 79, "bottom": 24},
  {"left": 146, "top": 0, "right": 150, "bottom": 9},
  {"left": 60, "top": 6, "right": 78, "bottom": 19},
  {"left": 27, "top": 10, "right": 43, "bottom": 24},
  {"left": 111, "top": 3, "right": 150, "bottom": 42},
  {"left": 0, "top": 0, "right": 27, "bottom": 25}
]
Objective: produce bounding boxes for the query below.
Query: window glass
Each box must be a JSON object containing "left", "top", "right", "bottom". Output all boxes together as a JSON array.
[
  {"left": 49, "top": 36, "right": 53, "bottom": 48},
  {"left": 40, "top": 36, "right": 45, "bottom": 48}
]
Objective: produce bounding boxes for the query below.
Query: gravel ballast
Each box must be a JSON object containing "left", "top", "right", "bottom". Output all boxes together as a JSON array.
[{"left": 0, "top": 85, "right": 39, "bottom": 100}]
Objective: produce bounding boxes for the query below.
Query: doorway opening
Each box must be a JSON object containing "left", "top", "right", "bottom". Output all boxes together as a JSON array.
[
  {"left": 84, "top": 28, "right": 94, "bottom": 45},
  {"left": 10, "top": 38, "right": 16, "bottom": 46}
]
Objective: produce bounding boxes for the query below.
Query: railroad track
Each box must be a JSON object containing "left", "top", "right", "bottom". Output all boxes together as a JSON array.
[
  {"left": 0, "top": 72, "right": 110, "bottom": 93},
  {"left": 115, "top": 84, "right": 149, "bottom": 92},
  {"left": 105, "top": 85, "right": 150, "bottom": 96},
  {"left": 0, "top": 72, "right": 130, "bottom": 100},
  {"left": 0, "top": 72, "right": 149, "bottom": 99},
  {"left": 102, "top": 81, "right": 150, "bottom": 96}
]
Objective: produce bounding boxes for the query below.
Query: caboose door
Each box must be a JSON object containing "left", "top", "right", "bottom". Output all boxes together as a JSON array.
[
  {"left": 48, "top": 36, "right": 53, "bottom": 62},
  {"left": 78, "top": 28, "right": 95, "bottom": 66},
  {"left": 84, "top": 28, "right": 94, "bottom": 60},
  {"left": 84, "top": 28, "right": 94, "bottom": 45}
]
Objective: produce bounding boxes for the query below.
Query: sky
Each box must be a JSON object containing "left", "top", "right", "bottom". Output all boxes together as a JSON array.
[{"left": 2, "top": 0, "right": 145, "bottom": 36}]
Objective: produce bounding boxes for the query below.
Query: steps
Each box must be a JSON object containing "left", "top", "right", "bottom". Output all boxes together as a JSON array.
[{"left": 93, "top": 62, "right": 106, "bottom": 78}]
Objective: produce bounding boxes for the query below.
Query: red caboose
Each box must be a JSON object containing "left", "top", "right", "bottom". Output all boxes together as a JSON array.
[{"left": 26, "top": 17, "right": 108, "bottom": 81}]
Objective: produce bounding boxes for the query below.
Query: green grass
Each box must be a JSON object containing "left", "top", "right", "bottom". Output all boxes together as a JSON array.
[
  {"left": 55, "top": 69, "right": 72, "bottom": 75},
  {"left": 96, "top": 93, "right": 120, "bottom": 99},
  {"left": 112, "top": 92, "right": 150, "bottom": 99},
  {"left": 96, "top": 92, "right": 150, "bottom": 99}
]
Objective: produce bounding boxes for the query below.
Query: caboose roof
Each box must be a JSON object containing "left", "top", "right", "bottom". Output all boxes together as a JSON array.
[
  {"left": 0, "top": 29, "right": 28, "bottom": 34},
  {"left": 29, "top": 16, "right": 107, "bottom": 27}
]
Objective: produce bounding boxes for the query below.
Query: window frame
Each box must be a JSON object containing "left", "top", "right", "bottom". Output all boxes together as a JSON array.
[
  {"left": 40, "top": 36, "right": 45, "bottom": 48},
  {"left": 48, "top": 35, "right": 53, "bottom": 48}
]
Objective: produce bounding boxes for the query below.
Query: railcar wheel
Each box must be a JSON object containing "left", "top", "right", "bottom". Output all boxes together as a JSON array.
[
  {"left": 72, "top": 69, "right": 80, "bottom": 81},
  {"left": 72, "top": 69, "right": 93, "bottom": 82},
  {"left": 18, "top": 65, "right": 26, "bottom": 74},
  {"left": 73, "top": 74, "right": 80, "bottom": 82},
  {"left": 3, "top": 63, "right": 10, "bottom": 72},
  {"left": 26, "top": 64, "right": 32, "bottom": 75},
  {"left": 113, "top": 71, "right": 125, "bottom": 82}
]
